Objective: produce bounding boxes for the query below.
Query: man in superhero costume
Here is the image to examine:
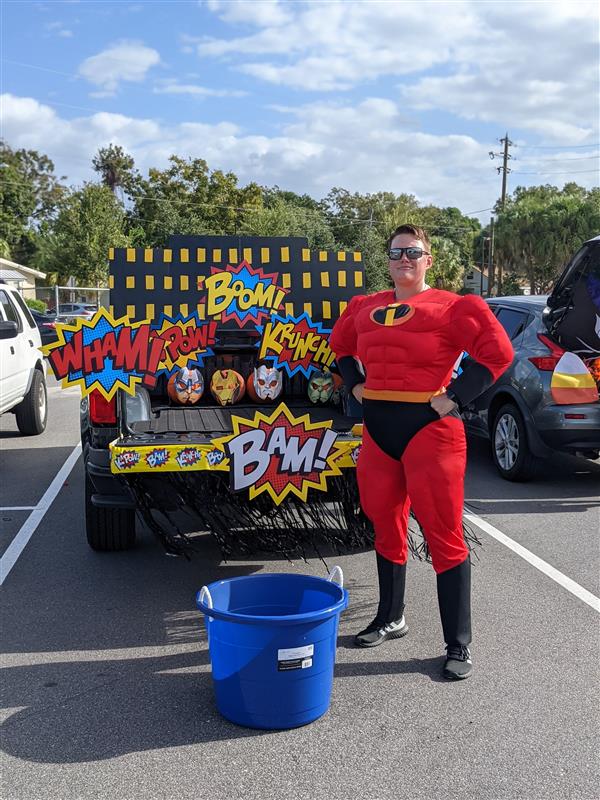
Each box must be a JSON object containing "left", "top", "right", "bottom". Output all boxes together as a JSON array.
[{"left": 330, "top": 224, "right": 513, "bottom": 680}]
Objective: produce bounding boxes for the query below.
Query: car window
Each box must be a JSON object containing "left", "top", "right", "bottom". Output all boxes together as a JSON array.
[
  {"left": 11, "top": 292, "right": 37, "bottom": 329},
  {"left": 60, "top": 304, "right": 73, "bottom": 312},
  {"left": 496, "top": 307, "right": 529, "bottom": 341},
  {"left": 0, "top": 290, "right": 23, "bottom": 332}
]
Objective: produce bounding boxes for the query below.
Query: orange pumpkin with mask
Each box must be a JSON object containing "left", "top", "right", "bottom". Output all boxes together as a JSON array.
[{"left": 210, "top": 369, "right": 245, "bottom": 406}]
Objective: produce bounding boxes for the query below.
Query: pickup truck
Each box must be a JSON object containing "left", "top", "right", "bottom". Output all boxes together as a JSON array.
[
  {"left": 80, "top": 235, "right": 368, "bottom": 557},
  {"left": 0, "top": 280, "right": 47, "bottom": 435}
]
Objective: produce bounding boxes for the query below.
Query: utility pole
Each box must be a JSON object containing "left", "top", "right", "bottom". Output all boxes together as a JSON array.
[
  {"left": 488, "top": 216, "right": 495, "bottom": 295},
  {"left": 489, "top": 133, "right": 513, "bottom": 294},
  {"left": 489, "top": 133, "right": 513, "bottom": 209}
]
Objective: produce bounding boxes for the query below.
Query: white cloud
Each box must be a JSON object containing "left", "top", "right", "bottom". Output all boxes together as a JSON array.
[
  {"left": 205, "top": 0, "right": 292, "bottom": 27},
  {"left": 45, "top": 20, "right": 73, "bottom": 37},
  {"left": 0, "top": 92, "right": 540, "bottom": 217},
  {"left": 197, "top": 0, "right": 599, "bottom": 141},
  {"left": 78, "top": 41, "right": 161, "bottom": 95},
  {"left": 153, "top": 79, "right": 247, "bottom": 98}
]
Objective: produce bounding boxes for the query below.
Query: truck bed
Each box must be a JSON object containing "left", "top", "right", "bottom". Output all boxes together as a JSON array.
[{"left": 130, "top": 401, "right": 357, "bottom": 436}]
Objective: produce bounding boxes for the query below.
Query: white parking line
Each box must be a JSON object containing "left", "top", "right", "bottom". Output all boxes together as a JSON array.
[
  {"left": 0, "top": 507, "right": 36, "bottom": 511},
  {"left": 0, "top": 444, "right": 82, "bottom": 586},
  {"left": 464, "top": 507, "right": 600, "bottom": 613}
]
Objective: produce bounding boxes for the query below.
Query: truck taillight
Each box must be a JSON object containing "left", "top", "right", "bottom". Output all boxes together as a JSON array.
[
  {"left": 529, "top": 334, "right": 565, "bottom": 371},
  {"left": 89, "top": 391, "right": 117, "bottom": 424}
]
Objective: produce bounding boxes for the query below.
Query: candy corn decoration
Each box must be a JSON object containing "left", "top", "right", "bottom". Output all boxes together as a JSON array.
[{"left": 551, "top": 352, "right": 599, "bottom": 405}]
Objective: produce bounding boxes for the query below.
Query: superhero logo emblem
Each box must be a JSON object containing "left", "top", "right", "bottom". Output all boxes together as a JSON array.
[{"left": 370, "top": 303, "right": 415, "bottom": 327}]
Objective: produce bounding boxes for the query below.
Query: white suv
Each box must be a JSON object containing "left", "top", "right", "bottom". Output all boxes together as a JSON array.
[{"left": 0, "top": 282, "right": 48, "bottom": 434}]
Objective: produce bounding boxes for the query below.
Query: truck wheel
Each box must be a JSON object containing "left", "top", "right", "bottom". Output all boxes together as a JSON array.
[
  {"left": 15, "top": 369, "right": 47, "bottom": 435},
  {"left": 85, "top": 472, "right": 136, "bottom": 551},
  {"left": 491, "top": 403, "right": 539, "bottom": 482}
]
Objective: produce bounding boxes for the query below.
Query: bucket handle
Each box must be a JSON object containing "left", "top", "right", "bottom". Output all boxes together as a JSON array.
[
  {"left": 327, "top": 565, "right": 344, "bottom": 588},
  {"left": 198, "top": 585, "right": 213, "bottom": 610}
]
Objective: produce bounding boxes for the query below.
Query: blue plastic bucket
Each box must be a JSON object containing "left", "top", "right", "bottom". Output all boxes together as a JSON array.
[{"left": 196, "top": 567, "right": 349, "bottom": 730}]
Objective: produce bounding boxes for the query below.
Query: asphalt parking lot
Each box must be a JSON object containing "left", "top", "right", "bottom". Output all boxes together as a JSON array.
[{"left": 1, "top": 376, "right": 599, "bottom": 800}]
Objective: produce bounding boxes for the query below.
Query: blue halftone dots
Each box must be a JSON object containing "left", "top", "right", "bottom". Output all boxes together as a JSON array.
[{"left": 82, "top": 319, "right": 123, "bottom": 345}]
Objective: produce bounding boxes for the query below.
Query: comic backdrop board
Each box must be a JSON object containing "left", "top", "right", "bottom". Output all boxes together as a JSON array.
[{"left": 108, "top": 235, "right": 365, "bottom": 327}]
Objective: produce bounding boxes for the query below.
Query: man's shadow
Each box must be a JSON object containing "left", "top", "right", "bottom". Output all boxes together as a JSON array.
[{"left": 335, "top": 635, "right": 446, "bottom": 683}]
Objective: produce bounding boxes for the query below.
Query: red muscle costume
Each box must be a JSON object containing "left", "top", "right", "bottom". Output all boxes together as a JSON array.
[{"left": 330, "top": 288, "right": 513, "bottom": 574}]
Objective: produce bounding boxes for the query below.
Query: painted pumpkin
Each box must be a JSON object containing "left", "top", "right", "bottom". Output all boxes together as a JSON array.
[
  {"left": 210, "top": 369, "right": 245, "bottom": 406},
  {"left": 167, "top": 367, "right": 205, "bottom": 405},
  {"left": 308, "top": 370, "right": 336, "bottom": 404},
  {"left": 246, "top": 363, "right": 283, "bottom": 402},
  {"left": 331, "top": 373, "right": 344, "bottom": 405}
]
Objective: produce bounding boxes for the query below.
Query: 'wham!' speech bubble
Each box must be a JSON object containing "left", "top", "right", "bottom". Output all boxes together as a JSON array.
[{"left": 42, "top": 309, "right": 165, "bottom": 401}]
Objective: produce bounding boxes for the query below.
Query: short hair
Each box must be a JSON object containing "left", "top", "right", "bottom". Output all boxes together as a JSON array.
[{"left": 386, "top": 224, "right": 431, "bottom": 252}]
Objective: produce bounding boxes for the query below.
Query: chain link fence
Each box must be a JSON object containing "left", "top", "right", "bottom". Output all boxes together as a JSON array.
[{"left": 24, "top": 286, "right": 110, "bottom": 321}]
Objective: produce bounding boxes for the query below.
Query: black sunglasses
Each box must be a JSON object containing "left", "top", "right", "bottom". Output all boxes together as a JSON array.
[{"left": 388, "top": 247, "right": 429, "bottom": 260}]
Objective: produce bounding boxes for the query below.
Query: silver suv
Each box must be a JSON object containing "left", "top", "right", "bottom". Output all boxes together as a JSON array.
[
  {"left": 462, "top": 237, "right": 600, "bottom": 480},
  {"left": 0, "top": 282, "right": 48, "bottom": 434}
]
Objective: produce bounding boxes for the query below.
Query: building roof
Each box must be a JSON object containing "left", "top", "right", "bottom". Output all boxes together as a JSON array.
[
  {"left": 0, "top": 257, "right": 46, "bottom": 280},
  {"left": 0, "top": 268, "right": 29, "bottom": 282}
]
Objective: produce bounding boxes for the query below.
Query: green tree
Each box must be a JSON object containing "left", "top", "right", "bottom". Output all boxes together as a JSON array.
[
  {"left": 429, "top": 236, "right": 464, "bottom": 292},
  {"left": 0, "top": 140, "right": 66, "bottom": 263},
  {"left": 44, "top": 184, "right": 128, "bottom": 285},
  {"left": 239, "top": 198, "right": 335, "bottom": 249},
  {"left": 494, "top": 184, "right": 600, "bottom": 294},
  {"left": 92, "top": 144, "right": 137, "bottom": 195},
  {"left": 127, "top": 156, "right": 263, "bottom": 245}
]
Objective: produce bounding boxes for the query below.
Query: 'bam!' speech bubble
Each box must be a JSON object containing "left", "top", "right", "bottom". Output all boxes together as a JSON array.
[{"left": 214, "top": 403, "right": 344, "bottom": 505}]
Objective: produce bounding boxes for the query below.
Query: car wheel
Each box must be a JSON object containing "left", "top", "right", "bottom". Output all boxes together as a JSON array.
[
  {"left": 15, "top": 369, "right": 47, "bottom": 435},
  {"left": 491, "top": 403, "right": 539, "bottom": 481},
  {"left": 85, "top": 471, "right": 136, "bottom": 551}
]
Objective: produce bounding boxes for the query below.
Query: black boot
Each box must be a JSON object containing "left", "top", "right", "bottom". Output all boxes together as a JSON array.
[
  {"left": 437, "top": 558, "right": 472, "bottom": 680},
  {"left": 355, "top": 552, "right": 408, "bottom": 647}
]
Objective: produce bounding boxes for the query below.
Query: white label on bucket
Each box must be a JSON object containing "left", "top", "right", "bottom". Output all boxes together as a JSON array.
[
  {"left": 301, "top": 658, "right": 313, "bottom": 669},
  {"left": 278, "top": 644, "right": 314, "bottom": 661}
]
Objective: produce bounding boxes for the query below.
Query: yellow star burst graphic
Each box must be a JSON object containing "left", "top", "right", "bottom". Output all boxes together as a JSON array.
[
  {"left": 41, "top": 308, "right": 153, "bottom": 401},
  {"left": 214, "top": 403, "right": 347, "bottom": 505}
]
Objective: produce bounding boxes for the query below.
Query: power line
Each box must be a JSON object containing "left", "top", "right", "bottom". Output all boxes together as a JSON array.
[
  {"left": 1, "top": 58, "right": 82, "bottom": 80},
  {"left": 516, "top": 142, "right": 600, "bottom": 150},
  {"left": 510, "top": 169, "right": 599, "bottom": 175},
  {"left": 517, "top": 154, "right": 600, "bottom": 162}
]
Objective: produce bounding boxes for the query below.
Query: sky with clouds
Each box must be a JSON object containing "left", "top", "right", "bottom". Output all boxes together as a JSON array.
[{"left": 1, "top": 0, "right": 598, "bottom": 221}]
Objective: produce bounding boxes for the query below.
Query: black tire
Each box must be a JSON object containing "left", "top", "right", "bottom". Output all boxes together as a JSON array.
[
  {"left": 15, "top": 369, "right": 47, "bottom": 435},
  {"left": 85, "top": 471, "right": 136, "bottom": 551},
  {"left": 491, "top": 403, "right": 539, "bottom": 481}
]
